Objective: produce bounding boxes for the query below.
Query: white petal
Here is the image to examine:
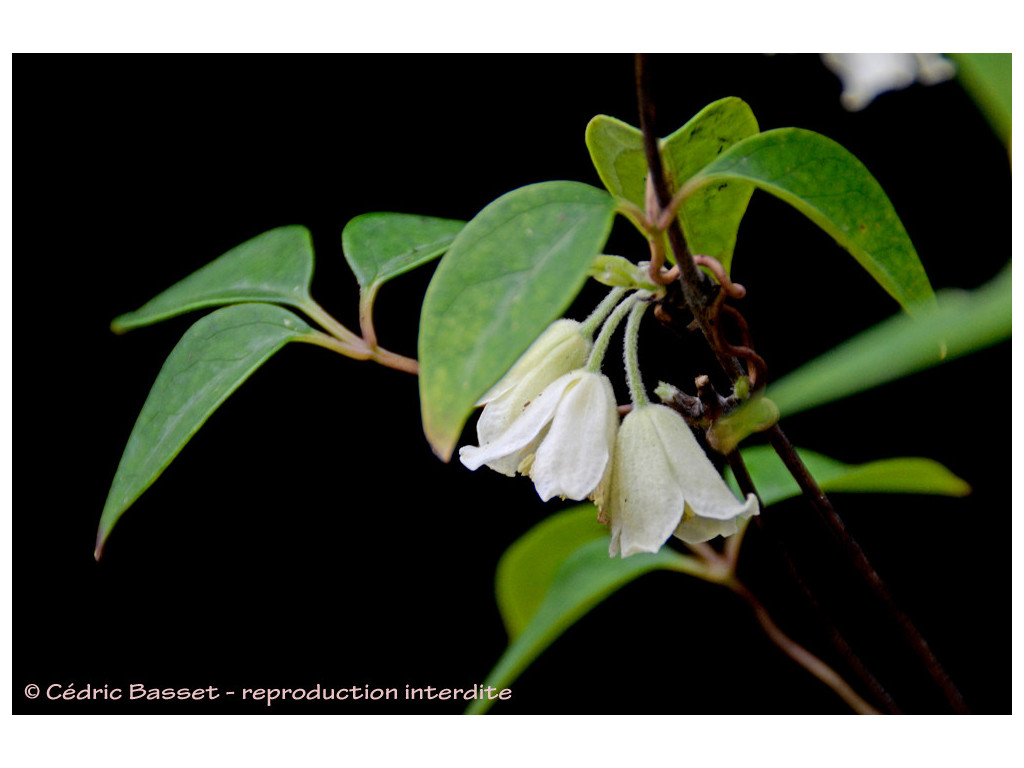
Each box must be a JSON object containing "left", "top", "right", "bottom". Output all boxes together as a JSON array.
[
  {"left": 531, "top": 373, "right": 618, "bottom": 501},
  {"left": 646, "top": 405, "right": 758, "bottom": 521},
  {"left": 476, "top": 347, "right": 578, "bottom": 445},
  {"left": 467, "top": 321, "right": 591, "bottom": 476},
  {"left": 673, "top": 504, "right": 744, "bottom": 544},
  {"left": 914, "top": 54, "right": 956, "bottom": 85},
  {"left": 607, "top": 407, "right": 686, "bottom": 558},
  {"left": 458, "top": 372, "right": 575, "bottom": 472},
  {"left": 476, "top": 319, "right": 589, "bottom": 406}
]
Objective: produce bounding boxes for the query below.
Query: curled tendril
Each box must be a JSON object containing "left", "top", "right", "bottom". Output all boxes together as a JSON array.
[{"left": 656, "top": 253, "right": 767, "bottom": 390}]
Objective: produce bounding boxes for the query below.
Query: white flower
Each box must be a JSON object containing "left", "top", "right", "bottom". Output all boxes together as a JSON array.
[
  {"left": 821, "top": 53, "right": 955, "bottom": 111},
  {"left": 460, "top": 369, "right": 618, "bottom": 501},
  {"left": 464, "top": 319, "right": 591, "bottom": 477},
  {"left": 599, "top": 404, "right": 758, "bottom": 558}
]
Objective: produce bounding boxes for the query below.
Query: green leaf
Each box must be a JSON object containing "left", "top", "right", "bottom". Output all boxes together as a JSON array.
[
  {"left": 341, "top": 212, "right": 465, "bottom": 294},
  {"left": 584, "top": 114, "right": 648, "bottom": 208},
  {"left": 111, "top": 226, "right": 316, "bottom": 332},
  {"left": 726, "top": 446, "right": 971, "bottom": 507},
  {"left": 661, "top": 97, "right": 759, "bottom": 274},
  {"left": 768, "top": 266, "right": 1010, "bottom": 418},
  {"left": 418, "top": 181, "right": 616, "bottom": 461},
  {"left": 470, "top": 507, "right": 707, "bottom": 714},
  {"left": 683, "top": 128, "right": 935, "bottom": 314},
  {"left": 96, "top": 304, "right": 317, "bottom": 557},
  {"left": 496, "top": 505, "right": 608, "bottom": 640},
  {"left": 585, "top": 98, "right": 759, "bottom": 273},
  {"left": 949, "top": 53, "right": 1011, "bottom": 150}
]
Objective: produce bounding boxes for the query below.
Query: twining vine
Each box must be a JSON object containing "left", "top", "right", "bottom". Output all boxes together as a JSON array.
[
  {"left": 96, "top": 55, "right": 1009, "bottom": 715},
  {"left": 632, "top": 54, "right": 967, "bottom": 714}
]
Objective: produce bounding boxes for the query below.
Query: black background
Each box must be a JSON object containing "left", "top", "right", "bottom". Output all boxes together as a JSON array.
[{"left": 16, "top": 54, "right": 1010, "bottom": 714}]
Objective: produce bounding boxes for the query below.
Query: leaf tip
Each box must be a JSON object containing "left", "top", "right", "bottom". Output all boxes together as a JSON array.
[
  {"left": 419, "top": 379, "right": 466, "bottom": 463},
  {"left": 952, "top": 479, "right": 973, "bottom": 498},
  {"left": 584, "top": 113, "right": 608, "bottom": 133},
  {"left": 425, "top": 430, "right": 456, "bottom": 463},
  {"left": 95, "top": 502, "right": 120, "bottom": 561},
  {"left": 93, "top": 530, "right": 107, "bottom": 562}
]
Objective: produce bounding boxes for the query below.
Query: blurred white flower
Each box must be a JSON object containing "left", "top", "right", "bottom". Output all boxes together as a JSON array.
[
  {"left": 466, "top": 319, "right": 592, "bottom": 477},
  {"left": 460, "top": 369, "right": 618, "bottom": 502},
  {"left": 598, "top": 404, "right": 758, "bottom": 558},
  {"left": 822, "top": 53, "right": 955, "bottom": 111}
]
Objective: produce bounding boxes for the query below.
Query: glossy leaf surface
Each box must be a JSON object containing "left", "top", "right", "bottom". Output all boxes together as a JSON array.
[
  {"left": 685, "top": 128, "right": 935, "bottom": 313},
  {"left": 112, "top": 226, "right": 315, "bottom": 332},
  {"left": 97, "top": 304, "right": 317, "bottom": 556},
  {"left": 726, "top": 446, "right": 971, "bottom": 506},
  {"left": 418, "top": 181, "right": 616, "bottom": 460}
]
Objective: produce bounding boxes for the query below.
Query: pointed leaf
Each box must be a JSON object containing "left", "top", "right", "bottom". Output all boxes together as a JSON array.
[
  {"left": 97, "top": 304, "right": 317, "bottom": 557},
  {"left": 112, "top": 226, "right": 316, "bottom": 332},
  {"left": 684, "top": 128, "right": 935, "bottom": 313},
  {"left": 768, "top": 266, "right": 1010, "bottom": 418},
  {"left": 726, "top": 446, "right": 971, "bottom": 507},
  {"left": 469, "top": 510, "right": 706, "bottom": 715},
  {"left": 418, "top": 181, "right": 616, "bottom": 460},
  {"left": 341, "top": 212, "right": 464, "bottom": 293}
]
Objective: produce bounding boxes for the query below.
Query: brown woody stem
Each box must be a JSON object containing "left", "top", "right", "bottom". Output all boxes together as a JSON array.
[
  {"left": 635, "top": 52, "right": 965, "bottom": 713},
  {"left": 766, "top": 425, "right": 968, "bottom": 713}
]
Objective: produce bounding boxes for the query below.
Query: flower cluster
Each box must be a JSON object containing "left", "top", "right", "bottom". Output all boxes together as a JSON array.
[{"left": 459, "top": 296, "right": 758, "bottom": 558}]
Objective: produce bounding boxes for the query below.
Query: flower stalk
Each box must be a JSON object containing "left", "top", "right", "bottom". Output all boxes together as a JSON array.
[
  {"left": 623, "top": 299, "right": 650, "bottom": 407},
  {"left": 585, "top": 291, "right": 640, "bottom": 373}
]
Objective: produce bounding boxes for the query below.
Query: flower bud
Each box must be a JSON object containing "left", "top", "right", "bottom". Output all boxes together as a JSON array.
[{"left": 468, "top": 320, "right": 591, "bottom": 477}]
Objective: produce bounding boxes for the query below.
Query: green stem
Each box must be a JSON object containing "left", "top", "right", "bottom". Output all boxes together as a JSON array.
[
  {"left": 580, "top": 287, "right": 629, "bottom": 337},
  {"left": 358, "top": 283, "right": 381, "bottom": 349},
  {"left": 659, "top": 176, "right": 701, "bottom": 230},
  {"left": 370, "top": 346, "right": 419, "bottom": 375},
  {"left": 299, "top": 299, "right": 419, "bottom": 374},
  {"left": 300, "top": 298, "right": 364, "bottom": 346},
  {"left": 586, "top": 293, "right": 637, "bottom": 372},
  {"left": 298, "top": 331, "right": 372, "bottom": 360},
  {"left": 614, "top": 197, "right": 654, "bottom": 235},
  {"left": 623, "top": 299, "right": 650, "bottom": 407}
]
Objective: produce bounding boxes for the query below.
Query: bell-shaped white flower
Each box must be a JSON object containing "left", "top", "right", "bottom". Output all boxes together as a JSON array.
[
  {"left": 460, "top": 369, "right": 618, "bottom": 501},
  {"left": 465, "top": 319, "right": 592, "bottom": 477},
  {"left": 600, "top": 403, "right": 758, "bottom": 558}
]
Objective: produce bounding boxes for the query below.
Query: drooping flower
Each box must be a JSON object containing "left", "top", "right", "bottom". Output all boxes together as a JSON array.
[
  {"left": 598, "top": 403, "right": 758, "bottom": 558},
  {"left": 464, "top": 319, "right": 592, "bottom": 477},
  {"left": 460, "top": 369, "right": 619, "bottom": 501}
]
